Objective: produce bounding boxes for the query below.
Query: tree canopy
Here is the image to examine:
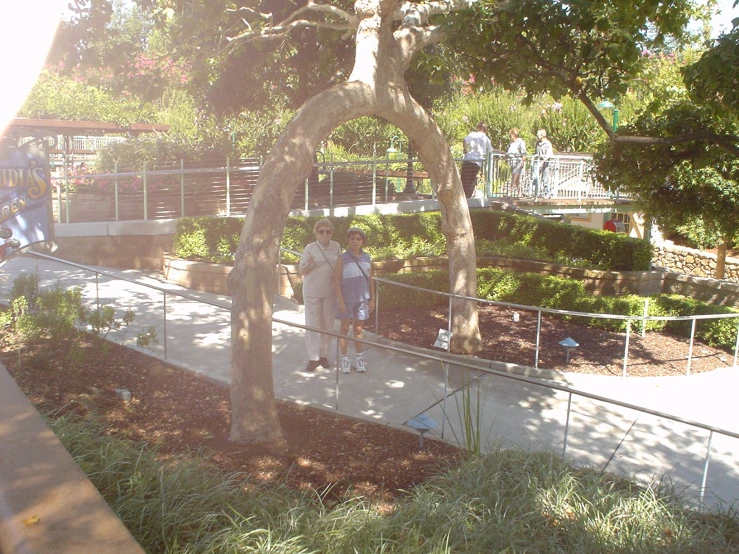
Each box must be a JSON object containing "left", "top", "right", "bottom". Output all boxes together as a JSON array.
[{"left": 51, "top": 0, "right": 739, "bottom": 442}]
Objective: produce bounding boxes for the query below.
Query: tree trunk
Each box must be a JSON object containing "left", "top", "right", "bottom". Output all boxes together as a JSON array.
[
  {"left": 227, "top": 0, "right": 480, "bottom": 443},
  {"left": 716, "top": 239, "right": 727, "bottom": 280}
]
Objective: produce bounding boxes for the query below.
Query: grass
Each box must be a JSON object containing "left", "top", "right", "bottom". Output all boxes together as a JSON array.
[{"left": 51, "top": 414, "right": 739, "bottom": 554}]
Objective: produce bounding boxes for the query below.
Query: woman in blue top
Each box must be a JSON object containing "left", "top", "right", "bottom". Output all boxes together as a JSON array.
[{"left": 334, "top": 227, "right": 374, "bottom": 374}]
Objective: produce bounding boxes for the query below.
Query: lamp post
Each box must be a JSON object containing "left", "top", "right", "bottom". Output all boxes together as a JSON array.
[
  {"left": 386, "top": 136, "right": 402, "bottom": 193},
  {"left": 403, "top": 141, "right": 416, "bottom": 195},
  {"left": 597, "top": 100, "right": 619, "bottom": 131}
]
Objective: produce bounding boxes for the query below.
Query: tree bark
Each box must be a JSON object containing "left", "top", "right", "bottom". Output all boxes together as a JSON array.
[
  {"left": 227, "top": 0, "right": 480, "bottom": 443},
  {"left": 716, "top": 239, "right": 727, "bottom": 280}
]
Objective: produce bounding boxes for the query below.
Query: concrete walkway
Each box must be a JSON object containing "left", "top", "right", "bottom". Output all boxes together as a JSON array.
[{"left": 2, "top": 253, "right": 738, "bottom": 510}]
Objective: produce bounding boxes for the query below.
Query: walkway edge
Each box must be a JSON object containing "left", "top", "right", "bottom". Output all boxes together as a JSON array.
[{"left": 0, "top": 362, "right": 145, "bottom": 554}]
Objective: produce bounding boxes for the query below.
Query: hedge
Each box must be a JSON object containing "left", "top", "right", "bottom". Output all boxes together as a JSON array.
[
  {"left": 173, "top": 209, "right": 651, "bottom": 271},
  {"left": 377, "top": 270, "right": 739, "bottom": 352}
]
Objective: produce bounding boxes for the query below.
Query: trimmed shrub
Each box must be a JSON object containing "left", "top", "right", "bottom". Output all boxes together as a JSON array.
[
  {"left": 379, "top": 270, "right": 739, "bottom": 352},
  {"left": 173, "top": 210, "right": 650, "bottom": 271}
]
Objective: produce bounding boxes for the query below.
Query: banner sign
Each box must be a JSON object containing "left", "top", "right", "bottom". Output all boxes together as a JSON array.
[{"left": 0, "top": 138, "right": 51, "bottom": 262}]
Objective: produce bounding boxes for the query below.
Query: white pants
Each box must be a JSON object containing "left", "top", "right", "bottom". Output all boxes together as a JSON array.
[{"left": 304, "top": 295, "right": 337, "bottom": 360}]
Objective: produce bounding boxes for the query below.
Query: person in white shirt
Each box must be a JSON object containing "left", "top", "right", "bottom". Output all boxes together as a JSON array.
[
  {"left": 299, "top": 218, "right": 341, "bottom": 372},
  {"left": 533, "top": 129, "right": 553, "bottom": 198},
  {"left": 461, "top": 122, "right": 493, "bottom": 198},
  {"left": 506, "top": 128, "right": 527, "bottom": 196}
]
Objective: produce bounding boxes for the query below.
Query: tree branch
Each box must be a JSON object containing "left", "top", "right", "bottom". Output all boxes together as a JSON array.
[
  {"left": 396, "top": 0, "right": 476, "bottom": 26},
  {"left": 613, "top": 133, "right": 739, "bottom": 155},
  {"left": 226, "top": 2, "right": 358, "bottom": 47}
]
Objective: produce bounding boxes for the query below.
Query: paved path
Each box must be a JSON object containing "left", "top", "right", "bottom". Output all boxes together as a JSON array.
[{"left": 2, "top": 253, "right": 738, "bottom": 509}]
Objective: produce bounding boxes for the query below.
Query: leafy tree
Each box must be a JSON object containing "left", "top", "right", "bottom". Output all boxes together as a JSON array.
[
  {"left": 19, "top": 70, "right": 158, "bottom": 124},
  {"left": 58, "top": 0, "right": 710, "bottom": 444}
]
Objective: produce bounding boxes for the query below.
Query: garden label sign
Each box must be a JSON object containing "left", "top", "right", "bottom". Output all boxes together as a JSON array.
[{"left": 0, "top": 138, "right": 51, "bottom": 262}]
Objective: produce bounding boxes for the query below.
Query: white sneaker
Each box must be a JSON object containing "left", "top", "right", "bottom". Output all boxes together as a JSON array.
[
  {"left": 354, "top": 355, "right": 366, "bottom": 373},
  {"left": 340, "top": 356, "right": 351, "bottom": 374}
]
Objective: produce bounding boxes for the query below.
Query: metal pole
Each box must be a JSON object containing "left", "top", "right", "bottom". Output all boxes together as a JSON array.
[
  {"left": 374, "top": 278, "right": 380, "bottom": 336},
  {"left": 163, "top": 292, "right": 168, "bottom": 359},
  {"left": 304, "top": 178, "right": 309, "bottom": 211},
  {"left": 562, "top": 392, "right": 573, "bottom": 457},
  {"left": 687, "top": 318, "right": 697, "bottom": 376},
  {"left": 447, "top": 296, "right": 453, "bottom": 344},
  {"left": 226, "top": 157, "right": 231, "bottom": 216},
  {"left": 372, "top": 158, "right": 377, "bottom": 206},
  {"left": 63, "top": 137, "right": 70, "bottom": 223},
  {"left": 441, "top": 362, "right": 449, "bottom": 439},
  {"left": 534, "top": 310, "right": 542, "bottom": 369},
  {"left": 114, "top": 161, "right": 119, "bottom": 221},
  {"left": 143, "top": 161, "right": 148, "bottom": 220},
  {"left": 733, "top": 320, "right": 739, "bottom": 368},
  {"left": 622, "top": 322, "right": 631, "bottom": 377},
  {"left": 95, "top": 273, "right": 100, "bottom": 311},
  {"left": 329, "top": 165, "right": 334, "bottom": 208},
  {"left": 700, "top": 430, "right": 714, "bottom": 508},
  {"left": 334, "top": 339, "right": 340, "bottom": 411},
  {"left": 642, "top": 298, "right": 648, "bottom": 337},
  {"left": 180, "top": 159, "right": 185, "bottom": 217}
]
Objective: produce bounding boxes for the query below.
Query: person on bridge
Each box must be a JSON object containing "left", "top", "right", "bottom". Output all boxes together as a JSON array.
[
  {"left": 461, "top": 122, "right": 494, "bottom": 198},
  {"left": 506, "top": 128, "right": 527, "bottom": 196},
  {"left": 299, "top": 218, "right": 341, "bottom": 372},
  {"left": 533, "top": 129, "right": 553, "bottom": 198},
  {"left": 335, "top": 227, "right": 374, "bottom": 374}
]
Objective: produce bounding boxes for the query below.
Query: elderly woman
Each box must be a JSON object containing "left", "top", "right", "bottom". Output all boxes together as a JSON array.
[{"left": 299, "top": 218, "right": 341, "bottom": 372}]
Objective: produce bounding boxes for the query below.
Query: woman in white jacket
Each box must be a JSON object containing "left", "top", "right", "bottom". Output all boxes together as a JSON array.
[{"left": 299, "top": 218, "right": 341, "bottom": 372}]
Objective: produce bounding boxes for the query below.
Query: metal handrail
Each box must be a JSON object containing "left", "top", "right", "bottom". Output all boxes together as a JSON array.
[
  {"left": 50, "top": 154, "right": 626, "bottom": 224},
  {"left": 16, "top": 251, "right": 739, "bottom": 506},
  {"left": 373, "top": 275, "right": 739, "bottom": 376}
]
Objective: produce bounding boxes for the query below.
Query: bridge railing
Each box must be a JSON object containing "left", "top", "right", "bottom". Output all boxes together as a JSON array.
[{"left": 51, "top": 153, "right": 622, "bottom": 223}]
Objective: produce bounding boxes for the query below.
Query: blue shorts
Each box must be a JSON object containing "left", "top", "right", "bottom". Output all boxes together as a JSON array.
[{"left": 337, "top": 300, "right": 370, "bottom": 321}]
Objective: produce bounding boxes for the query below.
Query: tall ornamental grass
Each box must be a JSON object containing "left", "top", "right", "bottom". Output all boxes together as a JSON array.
[{"left": 51, "top": 415, "right": 739, "bottom": 553}]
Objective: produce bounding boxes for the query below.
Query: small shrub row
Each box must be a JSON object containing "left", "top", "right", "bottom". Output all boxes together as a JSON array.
[
  {"left": 378, "top": 269, "right": 739, "bottom": 352},
  {"left": 172, "top": 209, "right": 651, "bottom": 270}
]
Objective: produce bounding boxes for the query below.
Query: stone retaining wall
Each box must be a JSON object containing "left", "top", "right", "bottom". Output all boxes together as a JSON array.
[{"left": 653, "top": 243, "right": 739, "bottom": 282}]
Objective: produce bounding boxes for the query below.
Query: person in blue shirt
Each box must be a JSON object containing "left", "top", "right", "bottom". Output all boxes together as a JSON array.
[{"left": 334, "top": 227, "right": 374, "bottom": 373}]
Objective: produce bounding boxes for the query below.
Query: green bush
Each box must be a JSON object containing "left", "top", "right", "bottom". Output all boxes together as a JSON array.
[
  {"left": 173, "top": 209, "right": 650, "bottom": 271},
  {"left": 379, "top": 270, "right": 739, "bottom": 352}
]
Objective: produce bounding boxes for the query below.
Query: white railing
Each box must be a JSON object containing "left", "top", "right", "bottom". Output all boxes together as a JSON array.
[{"left": 51, "top": 154, "right": 625, "bottom": 223}]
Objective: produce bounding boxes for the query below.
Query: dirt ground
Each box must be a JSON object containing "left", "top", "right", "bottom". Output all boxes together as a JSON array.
[{"left": 3, "top": 304, "right": 734, "bottom": 504}]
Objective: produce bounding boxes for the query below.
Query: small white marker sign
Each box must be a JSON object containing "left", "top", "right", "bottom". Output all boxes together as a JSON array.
[{"left": 434, "top": 328, "right": 451, "bottom": 350}]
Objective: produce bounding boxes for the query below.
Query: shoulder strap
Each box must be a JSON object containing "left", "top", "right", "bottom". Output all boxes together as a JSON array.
[
  {"left": 315, "top": 241, "right": 335, "bottom": 271},
  {"left": 346, "top": 251, "right": 370, "bottom": 283}
]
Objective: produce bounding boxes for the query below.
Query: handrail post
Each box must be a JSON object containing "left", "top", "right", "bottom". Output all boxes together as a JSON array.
[
  {"left": 143, "top": 161, "right": 148, "bottom": 220},
  {"left": 163, "top": 292, "right": 168, "bottom": 359},
  {"left": 180, "top": 159, "right": 185, "bottom": 217},
  {"left": 114, "top": 161, "right": 119, "bottom": 221},
  {"left": 374, "top": 279, "right": 380, "bottom": 336},
  {"left": 226, "top": 157, "right": 231, "bottom": 216},
  {"left": 734, "top": 319, "right": 739, "bottom": 368},
  {"left": 329, "top": 164, "right": 334, "bottom": 207},
  {"left": 687, "top": 318, "right": 697, "bottom": 376},
  {"left": 642, "top": 298, "right": 649, "bottom": 337},
  {"left": 562, "top": 392, "right": 573, "bottom": 457},
  {"left": 534, "top": 310, "right": 542, "bottom": 368},
  {"left": 622, "top": 321, "right": 631, "bottom": 377},
  {"left": 334, "top": 338, "right": 340, "bottom": 411},
  {"left": 372, "top": 157, "right": 377, "bottom": 205},
  {"left": 304, "top": 178, "right": 309, "bottom": 211},
  {"left": 441, "top": 361, "right": 449, "bottom": 439},
  {"left": 95, "top": 273, "right": 100, "bottom": 311},
  {"left": 700, "top": 430, "right": 714, "bottom": 508}
]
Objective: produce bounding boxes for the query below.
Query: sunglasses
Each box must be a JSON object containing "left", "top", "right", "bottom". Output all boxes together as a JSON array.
[
  {"left": 317, "top": 229, "right": 333, "bottom": 235},
  {"left": 348, "top": 235, "right": 364, "bottom": 241}
]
